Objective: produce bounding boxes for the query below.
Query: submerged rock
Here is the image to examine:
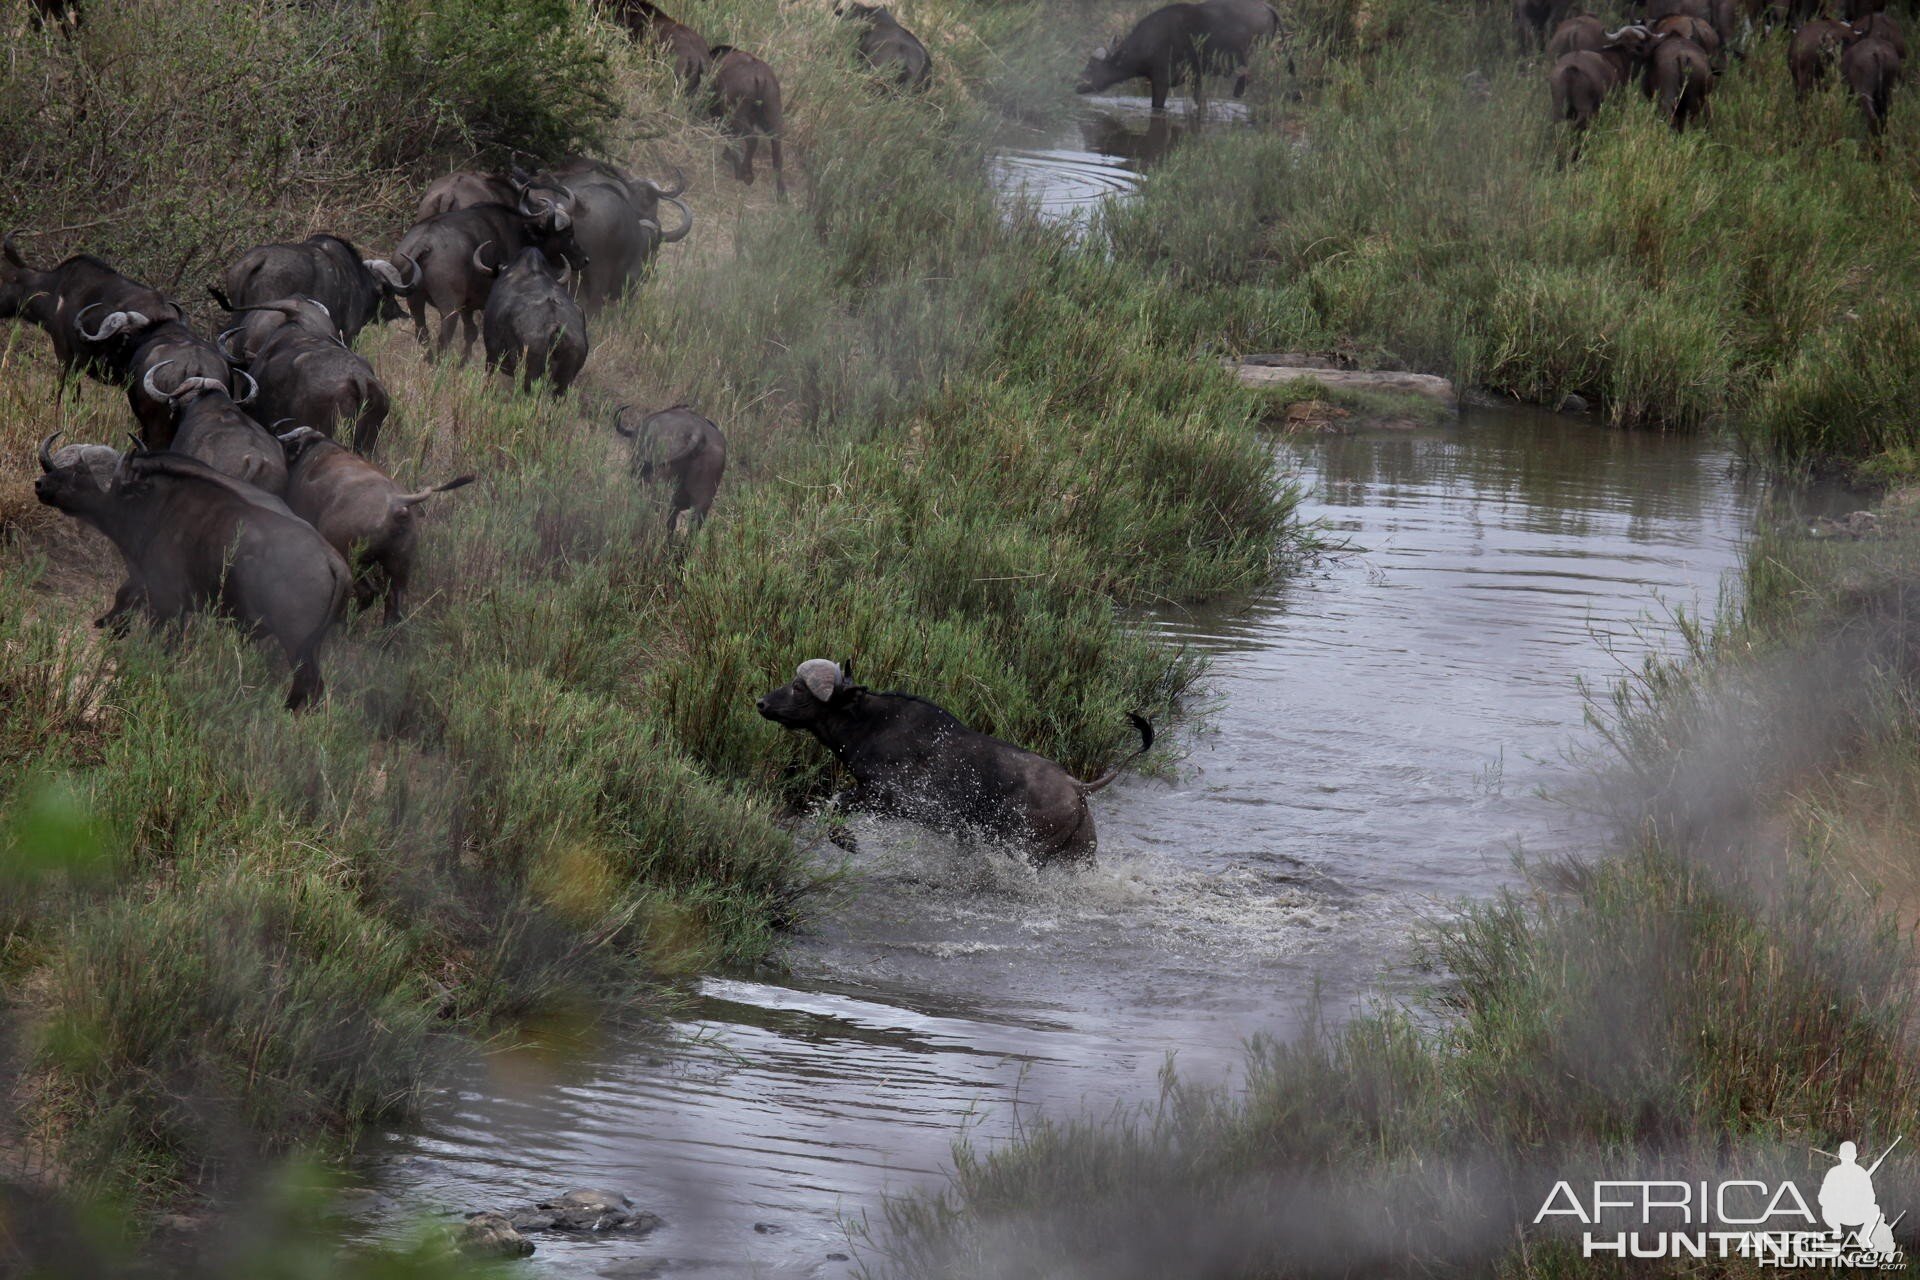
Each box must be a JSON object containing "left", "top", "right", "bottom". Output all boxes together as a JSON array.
[
  {"left": 459, "top": 1211, "right": 535, "bottom": 1258},
  {"left": 507, "top": 1188, "right": 664, "bottom": 1235},
  {"left": 1556, "top": 393, "right": 1590, "bottom": 414}
]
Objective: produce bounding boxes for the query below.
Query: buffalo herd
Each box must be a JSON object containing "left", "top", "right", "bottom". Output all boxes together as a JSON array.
[{"left": 1539, "top": 0, "right": 1907, "bottom": 135}]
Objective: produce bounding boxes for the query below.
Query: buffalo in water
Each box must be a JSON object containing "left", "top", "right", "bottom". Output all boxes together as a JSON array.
[
  {"left": 277, "top": 428, "right": 472, "bottom": 625},
  {"left": 1076, "top": 0, "right": 1284, "bottom": 110},
  {"left": 836, "top": 2, "right": 933, "bottom": 89},
  {"left": 219, "top": 235, "right": 421, "bottom": 346},
  {"left": 0, "top": 233, "right": 183, "bottom": 390},
  {"left": 478, "top": 248, "right": 589, "bottom": 394},
  {"left": 600, "top": 0, "right": 712, "bottom": 93},
  {"left": 392, "top": 199, "right": 582, "bottom": 359},
  {"left": 34, "top": 436, "right": 348, "bottom": 711},
  {"left": 612, "top": 404, "right": 726, "bottom": 531},
  {"left": 755, "top": 659, "right": 1153, "bottom": 865},
  {"left": 705, "top": 47, "right": 788, "bottom": 198}
]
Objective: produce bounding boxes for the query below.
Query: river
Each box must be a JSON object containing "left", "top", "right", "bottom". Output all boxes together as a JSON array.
[{"left": 352, "top": 97, "right": 1790, "bottom": 1279}]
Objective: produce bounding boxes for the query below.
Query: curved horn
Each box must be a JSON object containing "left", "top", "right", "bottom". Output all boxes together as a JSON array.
[
  {"left": 216, "top": 325, "right": 245, "bottom": 362},
  {"left": 4, "top": 232, "right": 26, "bottom": 268},
  {"left": 612, "top": 404, "right": 638, "bottom": 438},
  {"left": 797, "top": 659, "right": 843, "bottom": 702},
  {"left": 140, "top": 359, "right": 179, "bottom": 404},
  {"left": 78, "top": 305, "right": 150, "bottom": 343},
  {"left": 646, "top": 165, "right": 688, "bottom": 199},
  {"left": 471, "top": 241, "right": 498, "bottom": 276},
  {"left": 363, "top": 258, "right": 405, "bottom": 289},
  {"left": 395, "top": 250, "right": 423, "bottom": 291},
  {"left": 233, "top": 367, "right": 259, "bottom": 405},
  {"left": 551, "top": 206, "right": 573, "bottom": 231},
  {"left": 656, "top": 195, "right": 693, "bottom": 244},
  {"left": 38, "top": 430, "right": 61, "bottom": 473}
]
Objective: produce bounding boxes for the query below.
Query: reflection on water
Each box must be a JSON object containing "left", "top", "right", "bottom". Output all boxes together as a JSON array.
[
  {"left": 989, "top": 94, "right": 1250, "bottom": 222},
  {"left": 358, "top": 406, "right": 1786, "bottom": 1277}
]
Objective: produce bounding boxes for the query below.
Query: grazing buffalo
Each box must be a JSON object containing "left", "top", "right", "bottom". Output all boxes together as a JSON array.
[
  {"left": 478, "top": 248, "right": 589, "bottom": 394},
  {"left": 220, "top": 235, "right": 421, "bottom": 346},
  {"left": 392, "top": 202, "right": 581, "bottom": 358},
  {"left": 1842, "top": 30, "right": 1902, "bottom": 135},
  {"left": 246, "top": 318, "right": 391, "bottom": 455},
  {"left": 1078, "top": 0, "right": 1283, "bottom": 109},
  {"left": 612, "top": 404, "right": 726, "bottom": 531},
  {"left": 33, "top": 436, "right": 348, "bottom": 711},
  {"left": 1642, "top": 29, "right": 1715, "bottom": 128},
  {"left": 277, "top": 428, "right": 473, "bottom": 625},
  {"left": 601, "top": 0, "right": 712, "bottom": 92},
  {"left": 1791, "top": 18, "right": 1855, "bottom": 94},
  {"left": 755, "top": 659, "right": 1154, "bottom": 865},
  {"left": 1549, "top": 26, "right": 1644, "bottom": 129},
  {"left": 837, "top": 3, "right": 933, "bottom": 89},
  {"left": 519, "top": 160, "right": 691, "bottom": 309},
  {"left": 213, "top": 295, "right": 345, "bottom": 364},
  {"left": 139, "top": 361, "right": 285, "bottom": 493},
  {"left": 122, "top": 320, "right": 240, "bottom": 439},
  {"left": 705, "top": 47, "right": 788, "bottom": 198},
  {"left": 417, "top": 170, "right": 522, "bottom": 222},
  {"left": 1548, "top": 12, "right": 1610, "bottom": 57},
  {"left": 0, "top": 233, "right": 182, "bottom": 388}
]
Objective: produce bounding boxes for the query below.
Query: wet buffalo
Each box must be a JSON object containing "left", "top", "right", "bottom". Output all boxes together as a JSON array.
[
  {"left": 138, "top": 361, "right": 285, "bottom": 494},
  {"left": 33, "top": 435, "right": 347, "bottom": 710},
  {"left": 478, "top": 247, "right": 589, "bottom": 394},
  {"left": 612, "top": 404, "right": 726, "bottom": 531},
  {"left": 755, "top": 659, "right": 1154, "bottom": 864},
  {"left": 705, "top": 47, "right": 788, "bottom": 198},
  {"left": 392, "top": 201, "right": 581, "bottom": 359},
  {"left": 0, "top": 233, "right": 182, "bottom": 389},
  {"left": 277, "top": 427, "right": 473, "bottom": 625},
  {"left": 837, "top": 3, "right": 933, "bottom": 88},
  {"left": 220, "top": 234, "right": 421, "bottom": 346},
  {"left": 601, "top": 0, "right": 712, "bottom": 92},
  {"left": 1077, "top": 0, "right": 1283, "bottom": 109}
]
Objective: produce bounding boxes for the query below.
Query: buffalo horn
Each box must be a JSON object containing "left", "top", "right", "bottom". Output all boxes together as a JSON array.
[
  {"left": 140, "top": 359, "right": 179, "bottom": 403},
  {"left": 216, "top": 326, "right": 244, "bottom": 362},
  {"left": 797, "top": 659, "right": 843, "bottom": 702},
  {"left": 363, "top": 258, "right": 403, "bottom": 288},
  {"left": 395, "top": 250, "right": 423, "bottom": 291},
  {"left": 38, "top": 430, "right": 61, "bottom": 473},
  {"left": 657, "top": 195, "right": 693, "bottom": 244},
  {"left": 647, "top": 165, "right": 688, "bottom": 199},
  {"left": 234, "top": 368, "right": 259, "bottom": 405},
  {"left": 471, "top": 241, "right": 498, "bottom": 276},
  {"left": 77, "top": 305, "right": 151, "bottom": 343}
]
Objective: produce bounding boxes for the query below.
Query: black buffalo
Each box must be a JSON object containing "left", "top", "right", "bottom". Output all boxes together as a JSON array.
[
  {"left": 392, "top": 202, "right": 581, "bottom": 359},
  {"left": 138, "top": 362, "right": 285, "bottom": 494},
  {"left": 612, "top": 404, "right": 726, "bottom": 531},
  {"left": 0, "top": 233, "right": 183, "bottom": 389},
  {"left": 277, "top": 428, "right": 473, "bottom": 625},
  {"left": 220, "top": 235, "right": 421, "bottom": 346},
  {"left": 244, "top": 309, "right": 391, "bottom": 454},
  {"left": 1076, "top": 0, "right": 1284, "bottom": 110},
  {"left": 417, "top": 170, "right": 522, "bottom": 222},
  {"left": 1843, "top": 29, "right": 1902, "bottom": 135},
  {"left": 519, "top": 159, "right": 692, "bottom": 309},
  {"left": 601, "top": 0, "right": 712, "bottom": 93},
  {"left": 478, "top": 247, "right": 590, "bottom": 394},
  {"left": 837, "top": 3, "right": 933, "bottom": 88},
  {"left": 705, "top": 47, "right": 789, "bottom": 199},
  {"left": 213, "top": 295, "right": 345, "bottom": 364},
  {"left": 122, "top": 320, "right": 242, "bottom": 439},
  {"left": 33, "top": 435, "right": 348, "bottom": 710},
  {"left": 756, "top": 659, "right": 1153, "bottom": 864}
]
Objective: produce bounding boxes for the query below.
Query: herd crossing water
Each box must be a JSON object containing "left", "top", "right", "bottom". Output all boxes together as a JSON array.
[{"left": 353, "top": 96, "right": 1807, "bottom": 1279}]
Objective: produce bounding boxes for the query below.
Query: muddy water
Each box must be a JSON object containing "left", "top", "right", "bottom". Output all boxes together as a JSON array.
[{"left": 356, "top": 401, "right": 1781, "bottom": 1278}]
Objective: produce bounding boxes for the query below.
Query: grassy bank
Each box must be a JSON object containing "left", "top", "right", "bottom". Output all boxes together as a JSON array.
[
  {"left": 1084, "top": 0, "right": 1920, "bottom": 474},
  {"left": 0, "top": 0, "right": 1296, "bottom": 1249}
]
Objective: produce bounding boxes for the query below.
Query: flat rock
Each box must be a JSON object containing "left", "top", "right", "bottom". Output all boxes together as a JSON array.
[
  {"left": 1232, "top": 361, "right": 1459, "bottom": 409},
  {"left": 507, "top": 1188, "right": 664, "bottom": 1235}
]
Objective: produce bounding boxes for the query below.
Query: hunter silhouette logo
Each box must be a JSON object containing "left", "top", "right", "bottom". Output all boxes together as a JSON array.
[
  {"left": 1535, "top": 1137, "right": 1906, "bottom": 1266},
  {"left": 1818, "top": 1138, "right": 1904, "bottom": 1256}
]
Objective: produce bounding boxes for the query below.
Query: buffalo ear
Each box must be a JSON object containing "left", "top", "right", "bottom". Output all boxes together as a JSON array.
[{"left": 839, "top": 658, "right": 854, "bottom": 686}]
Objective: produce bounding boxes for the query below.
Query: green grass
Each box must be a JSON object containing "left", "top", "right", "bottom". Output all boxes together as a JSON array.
[{"left": 0, "top": 0, "right": 1298, "bottom": 1239}]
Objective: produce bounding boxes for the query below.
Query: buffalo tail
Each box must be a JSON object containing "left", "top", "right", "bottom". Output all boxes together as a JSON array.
[{"left": 1077, "top": 712, "right": 1155, "bottom": 794}]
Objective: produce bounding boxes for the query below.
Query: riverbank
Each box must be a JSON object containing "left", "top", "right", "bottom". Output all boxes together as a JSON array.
[{"left": 0, "top": 0, "right": 1296, "bottom": 1259}]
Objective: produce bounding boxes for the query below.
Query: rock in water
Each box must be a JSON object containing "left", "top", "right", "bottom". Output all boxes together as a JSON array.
[
  {"left": 1556, "top": 393, "right": 1590, "bottom": 414},
  {"left": 459, "top": 1211, "right": 535, "bottom": 1258},
  {"left": 508, "top": 1188, "right": 664, "bottom": 1235}
]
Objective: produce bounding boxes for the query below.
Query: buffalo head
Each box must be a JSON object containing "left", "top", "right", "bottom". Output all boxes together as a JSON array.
[
  {"left": 363, "top": 251, "right": 424, "bottom": 322},
  {"left": 756, "top": 658, "right": 857, "bottom": 726},
  {"left": 1076, "top": 46, "right": 1125, "bottom": 95},
  {"left": 32, "top": 430, "right": 126, "bottom": 513}
]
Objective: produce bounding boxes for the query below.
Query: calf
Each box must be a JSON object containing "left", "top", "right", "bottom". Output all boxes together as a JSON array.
[
  {"left": 704, "top": 47, "right": 788, "bottom": 199},
  {"left": 277, "top": 428, "right": 473, "bottom": 625},
  {"left": 34, "top": 437, "right": 347, "bottom": 710},
  {"left": 1643, "top": 30, "right": 1714, "bottom": 128},
  {"left": 755, "top": 659, "right": 1154, "bottom": 865},
  {"left": 479, "top": 247, "right": 589, "bottom": 394},
  {"left": 612, "top": 404, "right": 726, "bottom": 531}
]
